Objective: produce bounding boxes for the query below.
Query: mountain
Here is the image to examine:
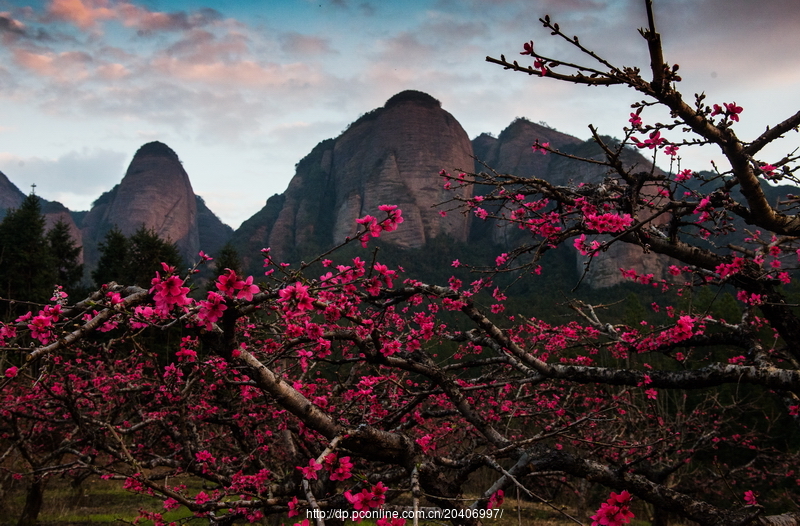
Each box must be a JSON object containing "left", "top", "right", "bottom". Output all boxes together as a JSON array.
[
  {"left": 0, "top": 170, "right": 85, "bottom": 263},
  {"left": 79, "top": 141, "right": 233, "bottom": 270},
  {"left": 472, "top": 121, "right": 675, "bottom": 288},
  {"left": 233, "top": 90, "right": 474, "bottom": 266},
  {"left": 0, "top": 170, "right": 25, "bottom": 214}
]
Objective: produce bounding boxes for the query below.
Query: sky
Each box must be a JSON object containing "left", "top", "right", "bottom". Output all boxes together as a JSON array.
[{"left": 0, "top": 0, "right": 798, "bottom": 230}]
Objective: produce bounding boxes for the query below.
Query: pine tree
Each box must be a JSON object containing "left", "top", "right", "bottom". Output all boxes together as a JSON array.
[
  {"left": 93, "top": 226, "right": 183, "bottom": 288},
  {"left": 213, "top": 242, "right": 242, "bottom": 277},
  {"left": 92, "top": 227, "right": 130, "bottom": 287},
  {"left": 0, "top": 194, "right": 55, "bottom": 316},
  {"left": 127, "top": 226, "right": 183, "bottom": 286},
  {"left": 47, "top": 219, "right": 84, "bottom": 295}
]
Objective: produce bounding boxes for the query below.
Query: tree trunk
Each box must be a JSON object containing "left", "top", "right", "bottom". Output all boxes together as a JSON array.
[{"left": 17, "top": 479, "right": 44, "bottom": 526}]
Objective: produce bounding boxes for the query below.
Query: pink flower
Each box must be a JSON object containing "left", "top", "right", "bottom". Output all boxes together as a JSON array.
[
  {"left": 150, "top": 273, "right": 191, "bottom": 315},
  {"left": 195, "top": 450, "right": 216, "bottom": 463},
  {"left": 298, "top": 458, "right": 323, "bottom": 480},
  {"left": 488, "top": 489, "right": 504, "bottom": 509},
  {"left": 197, "top": 291, "right": 227, "bottom": 329},
  {"left": 4, "top": 366, "right": 18, "bottom": 378},
  {"left": 628, "top": 112, "right": 642, "bottom": 127},
  {"left": 531, "top": 141, "right": 550, "bottom": 154},
  {"left": 724, "top": 102, "right": 743, "bottom": 121},
  {"left": 632, "top": 130, "right": 664, "bottom": 149},
  {"left": 743, "top": 490, "right": 758, "bottom": 506},
  {"left": 278, "top": 282, "right": 314, "bottom": 313},
  {"left": 520, "top": 40, "right": 534, "bottom": 55},
  {"left": 195, "top": 491, "right": 210, "bottom": 505},
  {"left": 590, "top": 491, "right": 634, "bottom": 526},
  {"left": 585, "top": 213, "right": 633, "bottom": 233},
  {"left": 288, "top": 496, "right": 300, "bottom": 517}
]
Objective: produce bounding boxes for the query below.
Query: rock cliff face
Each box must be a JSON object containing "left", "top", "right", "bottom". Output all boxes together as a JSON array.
[
  {"left": 235, "top": 91, "right": 473, "bottom": 264},
  {"left": 81, "top": 142, "right": 200, "bottom": 266},
  {"left": 471, "top": 120, "right": 673, "bottom": 288}
]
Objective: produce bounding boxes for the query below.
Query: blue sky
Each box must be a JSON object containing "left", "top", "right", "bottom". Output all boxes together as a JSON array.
[{"left": 1, "top": 0, "right": 798, "bottom": 229}]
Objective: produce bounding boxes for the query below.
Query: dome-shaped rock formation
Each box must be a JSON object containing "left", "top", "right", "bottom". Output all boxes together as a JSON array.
[
  {"left": 235, "top": 90, "right": 474, "bottom": 263},
  {"left": 81, "top": 141, "right": 200, "bottom": 265}
]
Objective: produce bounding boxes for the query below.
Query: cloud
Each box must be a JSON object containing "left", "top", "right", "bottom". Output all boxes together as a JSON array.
[
  {"left": 45, "top": 0, "right": 115, "bottom": 30},
  {"left": 0, "top": 148, "right": 127, "bottom": 210},
  {"left": 12, "top": 48, "right": 93, "bottom": 82},
  {"left": 45, "top": 0, "right": 221, "bottom": 33},
  {"left": 163, "top": 29, "right": 250, "bottom": 63},
  {"left": 279, "top": 33, "right": 336, "bottom": 56}
]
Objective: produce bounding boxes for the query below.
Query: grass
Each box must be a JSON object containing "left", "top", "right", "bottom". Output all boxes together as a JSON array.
[{"left": 0, "top": 477, "right": 667, "bottom": 526}]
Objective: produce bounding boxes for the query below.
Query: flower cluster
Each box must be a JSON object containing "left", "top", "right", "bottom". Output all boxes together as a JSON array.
[
  {"left": 356, "top": 205, "right": 404, "bottom": 247},
  {"left": 711, "top": 102, "right": 743, "bottom": 122},
  {"left": 150, "top": 264, "right": 191, "bottom": 315},
  {"left": 590, "top": 491, "right": 634, "bottom": 526}
]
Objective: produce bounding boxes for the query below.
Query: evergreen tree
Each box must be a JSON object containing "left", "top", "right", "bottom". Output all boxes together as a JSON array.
[
  {"left": 47, "top": 219, "right": 84, "bottom": 295},
  {"left": 213, "top": 242, "right": 242, "bottom": 277},
  {"left": 0, "top": 194, "right": 55, "bottom": 316},
  {"left": 92, "top": 227, "right": 130, "bottom": 287},
  {"left": 93, "top": 226, "right": 183, "bottom": 288},
  {"left": 127, "top": 226, "right": 183, "bottom": 286}
]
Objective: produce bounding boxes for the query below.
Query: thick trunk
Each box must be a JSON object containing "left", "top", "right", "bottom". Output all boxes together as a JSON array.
[{"left": 16, "top": 479, "right": 44, "bottom": 526}]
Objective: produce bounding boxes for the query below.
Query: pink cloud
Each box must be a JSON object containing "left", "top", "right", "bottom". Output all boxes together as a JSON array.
[
  {"left": 45, "top": 0, "right": 221, "bottom": 33},
  {"left": 47, "top": 0, "right": 115, "bottom": 30}
]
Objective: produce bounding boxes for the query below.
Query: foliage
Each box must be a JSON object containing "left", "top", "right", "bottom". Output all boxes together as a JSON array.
[
  {"left": 1, "top": 3, "right": 800, "bottom": 526},
  {"left": 47, "top": 219, "right": 84, "bottom": 296},
  {"left": 0, "top": 194, "right": 55, "bottom": 316},
  {"left": 92, "top": 225, "right": 183, "bottom": 288}
]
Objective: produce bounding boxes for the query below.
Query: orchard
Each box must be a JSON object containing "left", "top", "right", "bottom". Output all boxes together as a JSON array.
[{"left": 1, "top": 1, "right": 799, "bottom": 525}]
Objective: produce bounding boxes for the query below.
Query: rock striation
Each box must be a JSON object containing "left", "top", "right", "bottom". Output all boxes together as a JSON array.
[{"left": 234, "top": 90, "right": 474, "bottom": 264}]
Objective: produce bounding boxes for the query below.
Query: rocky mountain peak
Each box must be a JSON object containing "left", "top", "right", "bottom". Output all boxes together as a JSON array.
[
  {"left": 234, "top": 90, "right": 473, "bottom": 263},
  {"left": 384, "top": 90, "right": 441, "bottom": 109},
  {"left": 80, "top": 141, "right": 200, "bottom": 265}
]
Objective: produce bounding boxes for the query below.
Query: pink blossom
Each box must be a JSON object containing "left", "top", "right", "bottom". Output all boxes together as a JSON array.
[
  {"left": 488, "top": 489, "right": 504, "bottom": 509},
  {"left": 150, "top": 273, "right": 191, "bottom": 315},
  {"left": 724, "top": 102, "right": 743, "bottom": 121},
  {"left": 4, "top": 366, "right": 18, "bottom": 378},
  {"left": 744, "top": 490, "right": 758, "bottom": 506},
  {"left": 632, "top": 130, "right": 664, "bottom": 149},
  {"left": 197, "top": 291, "right": 227, "bottom": 329},
  {"left": 288, "top": 496, "right": 300, "bottom": 517},
  {"left": 585, "top": 213, "right": 633, "bottom": 233},
  {"left": 590, "top": 491, "right": 634, "bottom": 526},
  {"left": 278, "top": 282, "right": 315, "bottom": 313},
  {"left": 531, "top": 141, "right": 550, "bottom": 154},
  {"left": 195, "top": 450, "right": 216, "bottom": 463},
  {"left": 298, "top": 458, "right": 323, "bottom": 480}
]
